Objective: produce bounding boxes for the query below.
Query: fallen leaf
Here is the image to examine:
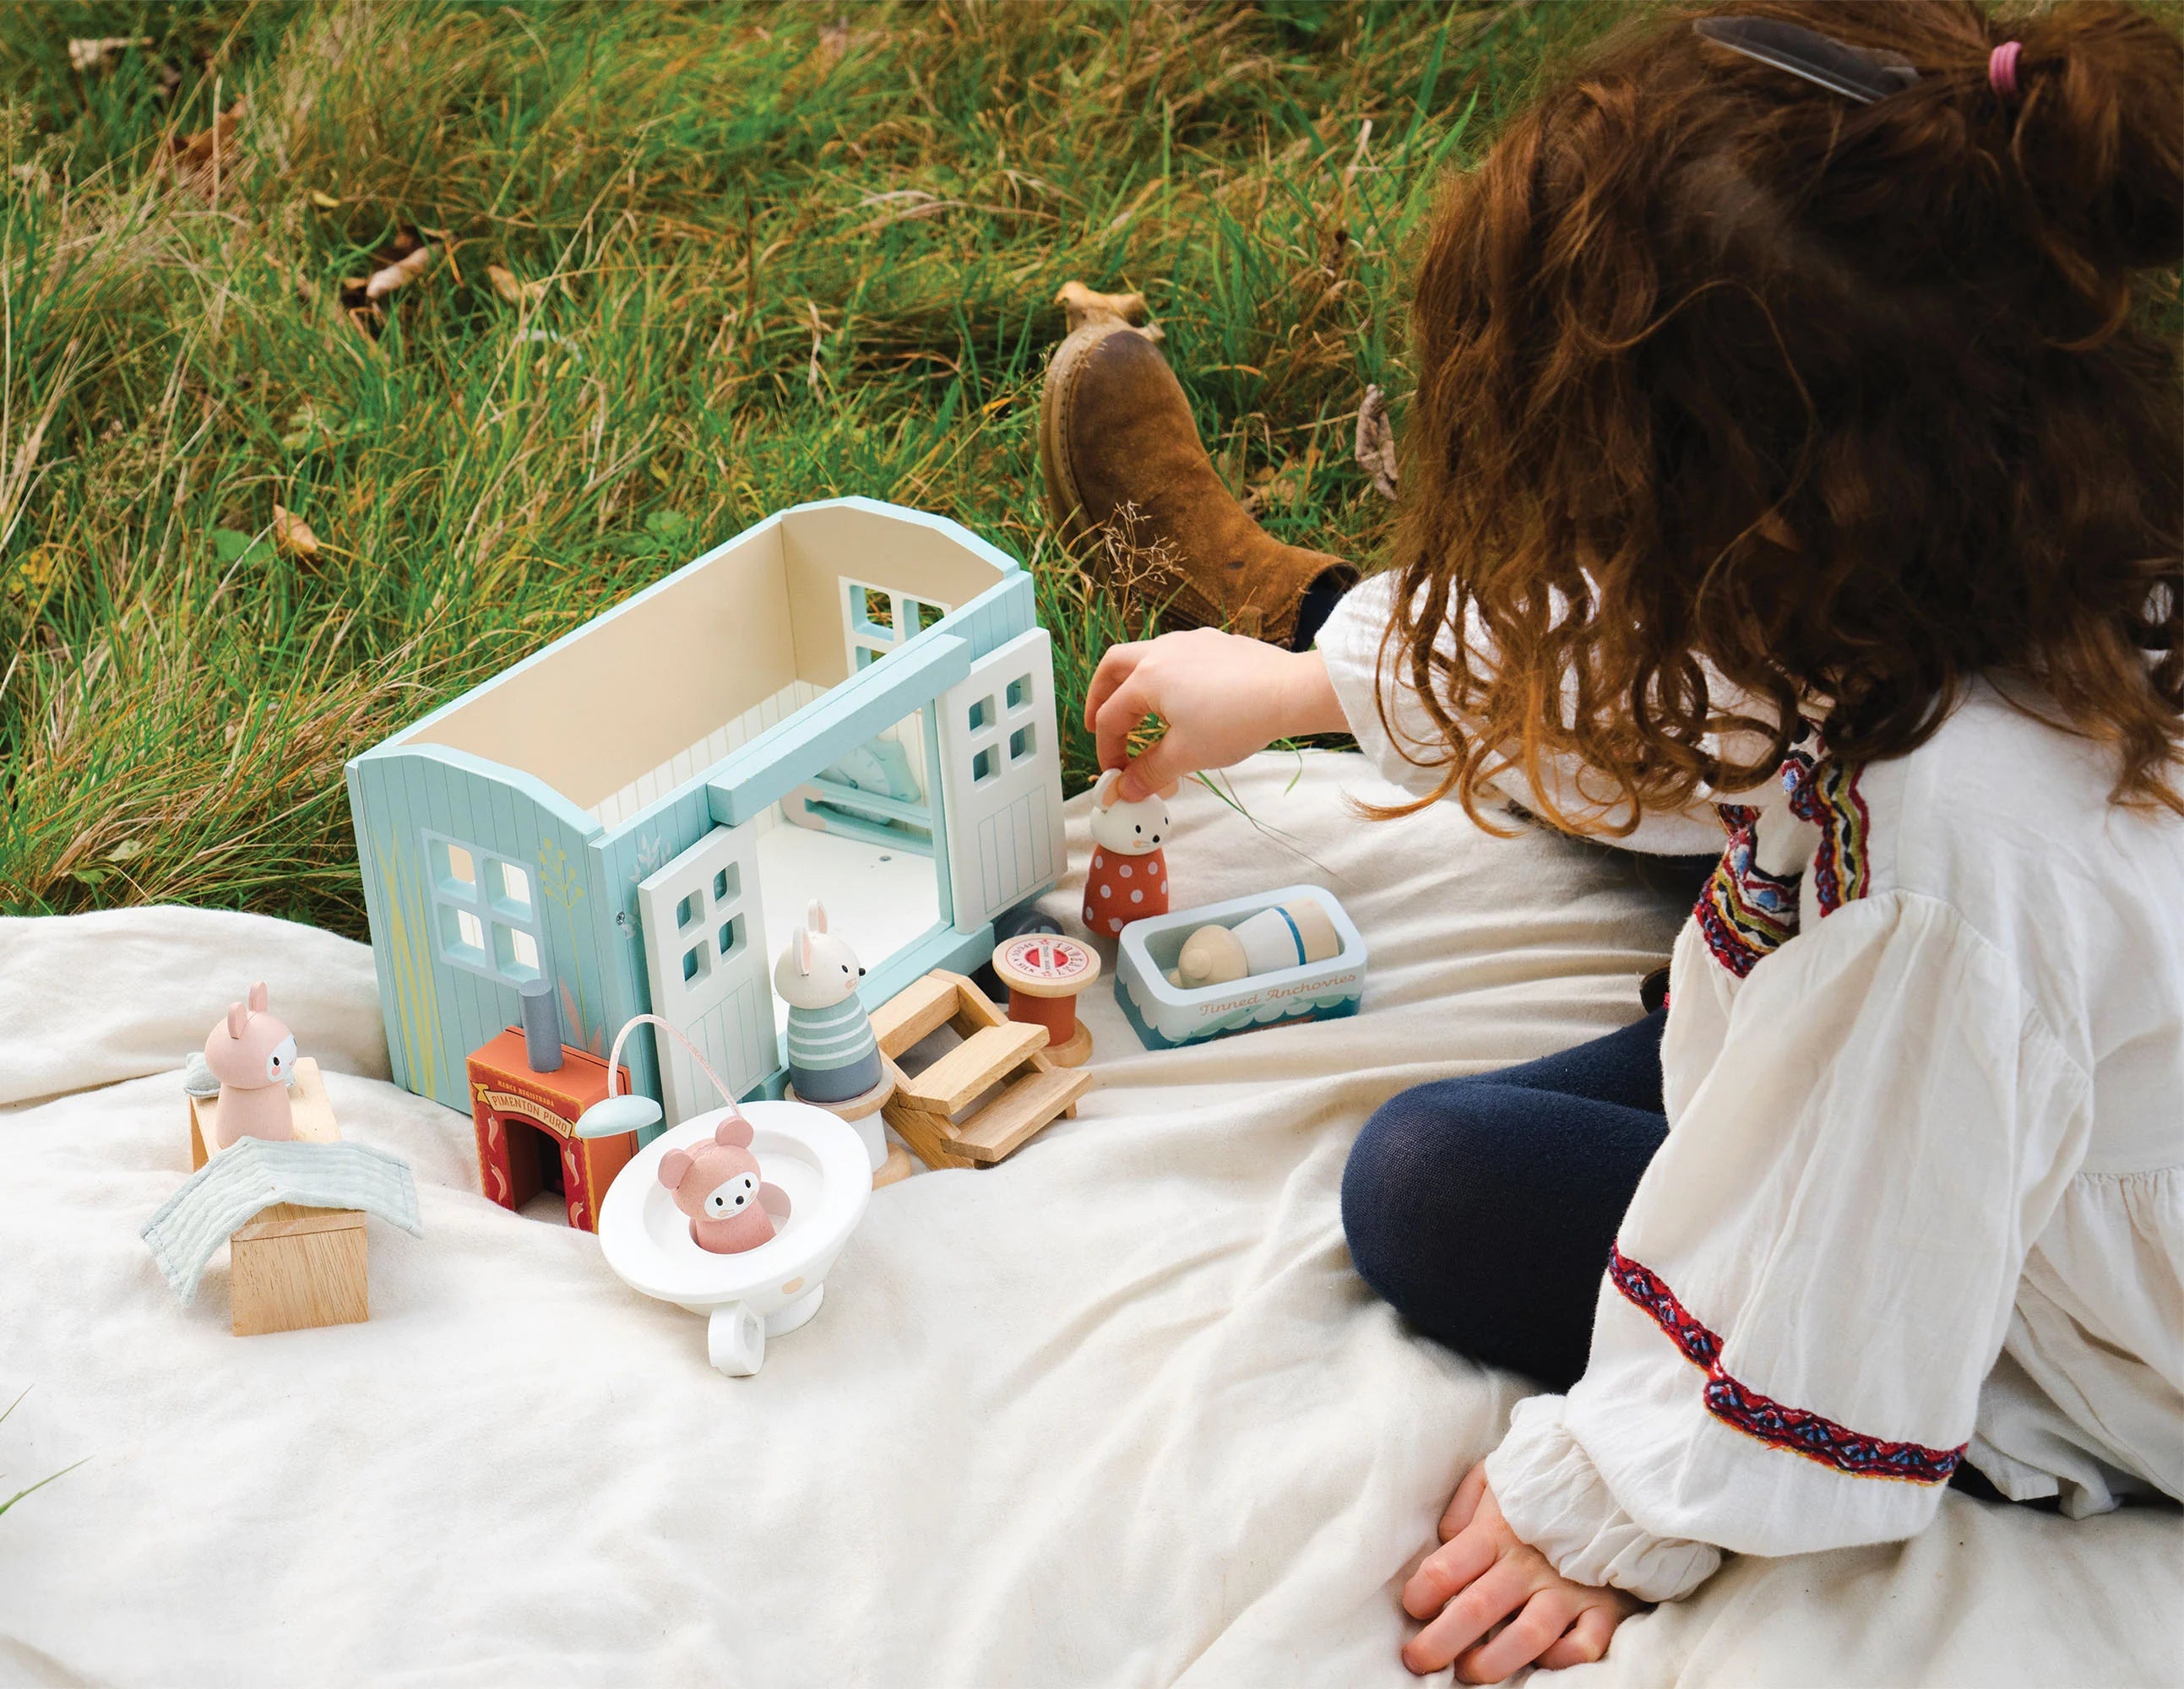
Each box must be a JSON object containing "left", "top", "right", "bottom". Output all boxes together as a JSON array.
[
  {"left": 4, "top": 545, "right": 62, "bottom": 600},
  {"left": 365, "top": 244, "right": 435, "bottom": 301},
  {"left": 210, "top": 527, "right": 264, "bottom": 566},
  {"left": 1056, "top": 280, "right": 1163, "bottom": 342},
  {"left": 486, "top": 263, "right": 550, "bottom": 306},
  {"left": 68, "top": 36, "right": 149, "bottom": 74},
  {"left": 1241, "top": 447, "right": 1319, "bottom": 519},
  {"left": 1057, "top": 280, "right": 1144, "bottom": 328},
  {"left": 308, "top": 188, "right": 342, "bottom": 209},
  {"left": 1355, "top": 384, "right": 1399, "bottom": 502},
  {"left": 160, "top": 99, "right": 246, "bottom": 198},
  {"left": 280, "top": 400, "right": 364, "bottom": 451},
  {"left": 815, "top": 19, "right": 850, "bottom": 71},
  {"left": 272, "top": 504, "right": 320, "bottom": 557}
]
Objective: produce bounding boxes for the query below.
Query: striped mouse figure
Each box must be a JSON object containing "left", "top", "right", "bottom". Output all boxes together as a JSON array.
[
  {"left": 1081, "top": 768, "right": 1176, "bottom": 938},
  {"left": 774, "top": 900, "right": 884, "bottom": 1105}
]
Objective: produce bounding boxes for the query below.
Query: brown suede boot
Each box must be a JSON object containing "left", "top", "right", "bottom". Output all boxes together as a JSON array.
[{"left": 1039, "top": 302, "right": 1355, "bottom": 649}]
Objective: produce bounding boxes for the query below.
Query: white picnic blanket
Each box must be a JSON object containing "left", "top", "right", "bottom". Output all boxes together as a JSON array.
[{"left": 0, "top": 752, "right": 2174, "bottom": 1687}]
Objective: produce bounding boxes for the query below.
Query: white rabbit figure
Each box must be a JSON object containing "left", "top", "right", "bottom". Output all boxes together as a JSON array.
[
  {"left": 1082, "top": 768, "right": 1176, "bottom": 937},
  {"left": 774, "top": 900, "right": 883, "bottom": 1105}
]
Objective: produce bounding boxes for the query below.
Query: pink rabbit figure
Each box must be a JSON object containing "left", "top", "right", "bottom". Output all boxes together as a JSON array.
[
  {"left": 659, "top": 1109, "right": 792, "bottom": 1255},
  {"left": 203, "top": 981, "right": 298, "bottom": 1148}
]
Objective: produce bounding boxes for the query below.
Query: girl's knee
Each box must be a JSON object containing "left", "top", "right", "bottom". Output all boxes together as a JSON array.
[{"left": 1342, "top": 1082, "right": 1497, "bottom": 1307}]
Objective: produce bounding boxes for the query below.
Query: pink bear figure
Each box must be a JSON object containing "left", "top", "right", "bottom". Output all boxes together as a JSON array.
[
  {"left": 203, "top": 981, "right": 298, "bottom": 1149},
  {"left": 659, "top": 1110, "right": 791, "bottom": 1255},
  {"left": 1081, "top": 768, "right": 1176, "bottom": 938}
]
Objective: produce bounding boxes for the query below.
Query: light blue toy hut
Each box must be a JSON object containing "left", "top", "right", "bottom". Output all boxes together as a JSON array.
[{"left": 345, "top": 497, "right": 1067, "bottom": 1131}]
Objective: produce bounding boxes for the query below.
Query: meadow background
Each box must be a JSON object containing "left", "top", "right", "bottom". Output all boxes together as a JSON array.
[{"left": 0, "top": 0, "right": 1609, "bottom": 934}]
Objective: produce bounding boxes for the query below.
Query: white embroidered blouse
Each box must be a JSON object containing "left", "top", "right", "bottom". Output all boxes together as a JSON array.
[{"left": 1317, "top": 575, "right": 2184, "bottom": 1601}]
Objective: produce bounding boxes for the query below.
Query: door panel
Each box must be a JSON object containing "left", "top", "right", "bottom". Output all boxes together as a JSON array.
[
  {"left": 936, "top": 629, "right": 1065, "bottom": 930},
  {"left": 637, "top": 824, "right": 772, "bottom": 1121}
]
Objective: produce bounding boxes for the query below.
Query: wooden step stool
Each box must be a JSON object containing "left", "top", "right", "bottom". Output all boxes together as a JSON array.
[
  {"left": 870, "top": 970, "right": 1094, "bottom": 1170},
  {"left": 187, "top": 1059, "right": 370, "bottom": 1336}
]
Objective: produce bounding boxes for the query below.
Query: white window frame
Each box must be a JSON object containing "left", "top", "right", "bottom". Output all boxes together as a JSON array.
[
  {"left": 422, "top": 829, "right": 548, "bottom": 988},
  {"left": 843, "top": 579, "right": 949, "bottom": 674}
]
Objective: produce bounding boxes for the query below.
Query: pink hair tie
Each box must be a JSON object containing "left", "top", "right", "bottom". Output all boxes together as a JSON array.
[{"left": 1988, "top": 40, "right": 2023, "bottom": 100}]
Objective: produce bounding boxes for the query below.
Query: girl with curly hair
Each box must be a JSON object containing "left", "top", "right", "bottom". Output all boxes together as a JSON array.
[{"left": 1068, "top": 3, "right": 2182, "bottom": 1678}]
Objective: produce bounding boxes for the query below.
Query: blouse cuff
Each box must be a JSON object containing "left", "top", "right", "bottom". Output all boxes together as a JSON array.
[
  {"left": 1313, "top": 573, "right": 1445, "bottom": 797},
  {"left": 1485, "top": 1395, "right": 1722, "bottom": 1605}
]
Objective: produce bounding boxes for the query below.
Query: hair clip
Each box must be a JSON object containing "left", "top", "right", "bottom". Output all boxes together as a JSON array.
[{"left": 1693, "top": 17, "right": 1920, "bottom": 105}]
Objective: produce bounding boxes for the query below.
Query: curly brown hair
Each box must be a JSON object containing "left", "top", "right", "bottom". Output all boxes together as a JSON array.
[{"left": 1383, "top": 0, "right": 2183, "bottom": 829}]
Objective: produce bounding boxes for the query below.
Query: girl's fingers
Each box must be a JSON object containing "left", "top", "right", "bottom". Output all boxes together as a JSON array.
[
  {"left": 1534, "top": 1599, "right": 1629, "bottom": 1670},
  {"left": 1084, "top": 644, "right": 1145, "bottom": 736},
  {"left": 1401, "top": 1527, "right": 1498, "bottom": 1619},
  {"left": 1116, "top": 734, "right": 1188, "bottom": 802},
  {"left": 1439, "top": 1463, "right": 1490, "bottom": 1541},
  {"left": 1400, "top": 1557, "right": 1536, "bottom": 1676},
  {"left": 1454, "top": 1589, "right": 1583, "bottom": 1685},
  {"left": 1092, "top": 674, "right": 1155, "bottom": 773}
]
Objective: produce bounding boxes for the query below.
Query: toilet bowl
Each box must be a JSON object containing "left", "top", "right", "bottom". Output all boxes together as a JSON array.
[{"left": 597, "top": 1100, "right": 872, "bottom": 1376}]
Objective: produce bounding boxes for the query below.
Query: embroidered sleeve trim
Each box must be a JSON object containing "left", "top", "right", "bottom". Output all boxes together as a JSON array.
[
  {"left": 1780, "top": 748, "right": 1871, "bottom": 915},
  {"left": 1606, "top": 1246, "right": 1964, "bottom": 1485},
  {"left": 1695, "top": 815, "right": 1801, "bottom": 978}
]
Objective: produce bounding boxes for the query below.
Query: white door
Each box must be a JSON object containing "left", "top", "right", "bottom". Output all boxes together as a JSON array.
[
  {"left": 937, "top": 628, "right": 1067, "bottom": 930},
  {"left": 638, "top": 825, "right": 772, "bottom": 1124}
]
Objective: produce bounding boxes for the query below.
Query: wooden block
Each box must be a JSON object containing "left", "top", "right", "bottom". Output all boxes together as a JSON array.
[
  {"left": 949, "top": 1065, "right": 1094, "bottom": 1163},
  {"left": 190, "top": 1058, "right": 342, "bottom": 1170},
  {"left": 872, "top": 973, "right": 961, "bottom": 1057},
  {"left": 231, "top": 1203, "right": 369, "bottom": 1336},
  {"left": 895, "top": 1022, "right": 1046, "bottom": 1116}
]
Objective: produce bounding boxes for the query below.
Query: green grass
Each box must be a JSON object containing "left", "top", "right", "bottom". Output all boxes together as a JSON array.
[{"left": 0, "top": 0, "right": 1605, "bottom": 936}]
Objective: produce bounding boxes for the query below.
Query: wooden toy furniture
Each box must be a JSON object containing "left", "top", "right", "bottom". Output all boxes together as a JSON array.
[
  {"left": 990, "top": 933, "right": 1100, "bottom": 1067},
  {"left": 1114, "top": 886, "right": 1368, "bottom": 1051},
  {"left": 868, "top": 970, "right": 1093, "bottom": 1170},
  {"left": 347, "top": 498, "right": 1068, "bottom": 1137},
  {"left": 467, "top": 1030, "right": 634, "bottom": 1232},
  {"left": 186, "top": 1058, "right": 369, "bottom": 1335}
]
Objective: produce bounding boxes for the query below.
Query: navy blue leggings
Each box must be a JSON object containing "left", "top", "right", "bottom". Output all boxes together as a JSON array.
[{"left": 1339, "top": 1012, "right": 1668, "bottom": 1391}]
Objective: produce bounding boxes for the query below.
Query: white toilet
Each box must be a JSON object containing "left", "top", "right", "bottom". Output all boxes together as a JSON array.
[{"left": 596, "top": 1100, "right": 872, "bottom": 1376}]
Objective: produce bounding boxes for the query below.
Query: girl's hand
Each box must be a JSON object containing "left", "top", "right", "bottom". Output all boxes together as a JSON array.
[
  {"left": 1400, "top": 1464, "right": 1642, "bottom": 1682},
  {"left": 1084, "top": 629, "right": 1347, "bottom": 799}
]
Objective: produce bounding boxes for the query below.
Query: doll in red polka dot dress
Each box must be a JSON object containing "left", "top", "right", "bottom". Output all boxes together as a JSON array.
[{"left": 1081, "top": 768, "right": 1176, "bottom": 937}]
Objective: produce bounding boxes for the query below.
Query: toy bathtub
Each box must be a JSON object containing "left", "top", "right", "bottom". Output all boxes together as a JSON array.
[
  {"left": 596, "top": 1099, "right": 871, "bottom": 1376},
  {"left": 1112, "top": 885, "right": 1367, "bottom": 1051}
]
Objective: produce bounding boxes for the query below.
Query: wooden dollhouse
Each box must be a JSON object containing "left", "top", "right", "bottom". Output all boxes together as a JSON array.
[{"left": 347, "top": 498, "right": 1067, "bottom": 1133}]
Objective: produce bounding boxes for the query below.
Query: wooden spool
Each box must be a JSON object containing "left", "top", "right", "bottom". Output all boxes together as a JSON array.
[{"left": 991, "top": 933, "right": 1100, "bottom": 1067}]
